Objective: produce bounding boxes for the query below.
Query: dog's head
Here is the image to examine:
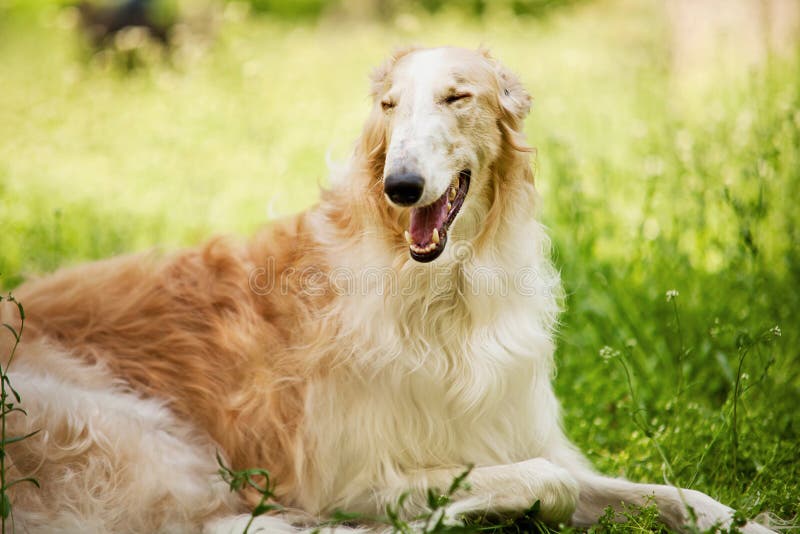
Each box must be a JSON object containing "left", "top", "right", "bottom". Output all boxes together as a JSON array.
[{"left": 360, "top": 47, "right": 532, "bottom": 263}]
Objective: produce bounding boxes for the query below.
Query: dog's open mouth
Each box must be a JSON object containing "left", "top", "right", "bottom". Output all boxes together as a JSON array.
[{"left": 404, "top": 170, "right": 471, "bottom": 263}]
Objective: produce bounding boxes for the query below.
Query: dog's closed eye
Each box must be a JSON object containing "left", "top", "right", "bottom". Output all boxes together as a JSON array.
[
  {"left": 443, "top": 93, "right": 472, "bottom": 105},
  {"left": 381, "top": 99, "right": 396, "bottom": 111}
]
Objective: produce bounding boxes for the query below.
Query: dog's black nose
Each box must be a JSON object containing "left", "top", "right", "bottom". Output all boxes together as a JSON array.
[{"left": 384, "top": 173, "right": 424, "bottom": 206}]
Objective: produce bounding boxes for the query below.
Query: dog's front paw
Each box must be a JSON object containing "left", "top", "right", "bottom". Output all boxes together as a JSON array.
[
  {"left": 491, "top": 458, "right": 579, "bottom": 524},
  {"left": 681, "top": 490, "right": 777, "bottom": 534}
]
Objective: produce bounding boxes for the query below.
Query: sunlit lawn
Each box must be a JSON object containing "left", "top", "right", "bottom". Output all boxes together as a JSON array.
[{"left": 1, "top": 0, "right": 798, "bottom": 531}]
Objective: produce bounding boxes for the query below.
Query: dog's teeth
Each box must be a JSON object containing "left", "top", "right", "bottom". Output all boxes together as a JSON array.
[
  {"left": 449, "top": 187, "right": 457, "bottom": 201},
  {"left": 447, "top": 201, "right": 452, "bottom": 211},
  {"left": 404, "top": 230, "right": 412, "bottom": 245},
  {"left": 432, "top": 228, "right": 440, "bottom": 244},
  {"left": 409, "top": 239, "right": 441, "bottom": 254}
]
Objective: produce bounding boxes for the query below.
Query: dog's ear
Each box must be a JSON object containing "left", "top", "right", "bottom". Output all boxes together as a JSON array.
[
  {"left": 496, "top": 64, "right": 532, "bottom": 122},
  {"left": 479, "top": 48, "right": 532, "bottom": 122},
  {"left": 369, "top": 58, "right": 392, "bottom": 101},
  {"left": 369, "top": 46, "right": 418, "bottom": 100},
  {"left": 479, "top": 48, "right": 532, "bottom": 153}
]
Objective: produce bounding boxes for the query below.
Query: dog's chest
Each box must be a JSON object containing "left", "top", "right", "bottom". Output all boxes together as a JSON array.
[{"left": 306, "top": 291, "right": 559, "bottom": 499}]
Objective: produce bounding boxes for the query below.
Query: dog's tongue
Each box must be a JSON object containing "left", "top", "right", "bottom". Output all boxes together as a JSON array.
[{"left": 409, "top": 194, "right": 449, "bottom": 246}]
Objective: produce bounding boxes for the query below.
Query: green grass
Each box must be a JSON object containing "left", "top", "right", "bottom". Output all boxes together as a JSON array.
[{"left": 1, "top": 0, "right": 798, "bottom": 531}]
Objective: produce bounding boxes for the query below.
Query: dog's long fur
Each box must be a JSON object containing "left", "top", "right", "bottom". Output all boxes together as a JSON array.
[{"left": 2, "top": 47, "right": 772, "bottom": 533}]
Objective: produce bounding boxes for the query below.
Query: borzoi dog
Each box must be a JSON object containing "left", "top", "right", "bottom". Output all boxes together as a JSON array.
[{"left": 2, "top": 47, "right": 772, "bottom": 533}]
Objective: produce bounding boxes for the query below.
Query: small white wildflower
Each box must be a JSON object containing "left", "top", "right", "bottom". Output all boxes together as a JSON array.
[
  {"left": 771, "top": 325, "right": 781, "bottom": 338},
  {"left": 666, "top": 289, "right": 679, "bottom": 302},
  {"left": 599, "top": 346, "right": 619, "bottom": 361}
]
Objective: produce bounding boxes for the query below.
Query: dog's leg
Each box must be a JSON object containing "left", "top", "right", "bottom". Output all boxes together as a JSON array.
[
  {"left": 203, "top": 513, "right": 373, "bottom": 534},
  {"left": 570, "top": 472, "right": 775, "bottom": 534},
  {"left": 351, "top": 458, "right": 579, "bottom": 525},
  {"left": 210, "top": 460, "right": 578, "bottom": 532},
  {"left": 7, "top": 369, "right": 239, "bottom": 534},
  {"left": 547, "top": 438, "right": 775, "bottom": 532}
]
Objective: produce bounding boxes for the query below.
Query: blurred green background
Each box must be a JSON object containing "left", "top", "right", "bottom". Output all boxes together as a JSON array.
[{"left": 1, "top": 0, "right": 798, "bottom": 531}]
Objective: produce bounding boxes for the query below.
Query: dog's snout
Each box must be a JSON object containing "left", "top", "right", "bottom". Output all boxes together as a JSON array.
[{"left": 384, "top": 173, "right": 424, "bottom": 206}]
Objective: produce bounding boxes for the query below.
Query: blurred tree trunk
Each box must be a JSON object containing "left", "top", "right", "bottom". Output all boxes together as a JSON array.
[
  {"left": 667, "top": 0, "right": 800, "bottom": 76},
  {"left": 336, "top": 0, "right": 397, "bottom": 21}
]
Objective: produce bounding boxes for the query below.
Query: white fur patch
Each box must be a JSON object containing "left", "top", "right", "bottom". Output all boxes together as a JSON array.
[{"left": 7, "top": 368, "right": 237, "bottom": 533}]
